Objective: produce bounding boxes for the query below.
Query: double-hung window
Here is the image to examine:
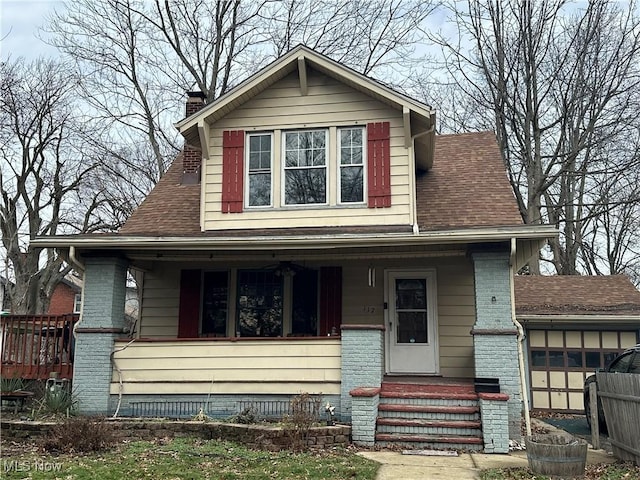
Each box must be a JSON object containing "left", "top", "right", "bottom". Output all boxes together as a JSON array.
[
  {"left": 246, "top": 133, "right": 272, "bottom": 207},
  {"left": 283, "top": 130, "right": 327, "bottom": 205},
  {"left": 338, "top": 127, "right": 365, "bottom": 203}
]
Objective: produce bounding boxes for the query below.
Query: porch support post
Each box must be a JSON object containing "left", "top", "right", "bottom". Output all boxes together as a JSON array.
[
  {"left": 72, "top": 256, "right": 128, "bottom": 415},
  {"left": 340, "top": 325, "right": 384, "bottom": 421},
  {"left": 471, "top": 249, "right": 522, "bottom": 441},
  {"left": 350, "top": 387, "right": 381, "bottom": 446}
]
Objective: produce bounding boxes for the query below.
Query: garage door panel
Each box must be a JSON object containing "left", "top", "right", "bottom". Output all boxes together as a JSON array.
[{"left": 527, "top": 328, "right": 638, "bottom": 413}]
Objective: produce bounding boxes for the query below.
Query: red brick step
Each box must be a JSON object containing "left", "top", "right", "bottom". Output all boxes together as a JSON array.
[
  {"left": 375, "top": 433, "right": 483, "bottom": 445},
  {"left": 376, "top": 418, "right": 481, "bottom": 429},
  {"left": 377, "top": 404, "right": 479, "bottom": 415}
]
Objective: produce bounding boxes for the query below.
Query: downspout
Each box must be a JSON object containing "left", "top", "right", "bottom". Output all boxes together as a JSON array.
[
  {"left": 510, "top": 238, "right": 531, "bottom": 437},
  {"left": 410, "top": 124, "right": 435, "bottom": 235},
  {"left": 69, "top": 246, "right": 85, "bottom": 340}
]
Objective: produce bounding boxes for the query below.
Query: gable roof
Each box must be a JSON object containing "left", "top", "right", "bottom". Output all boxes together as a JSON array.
[
  {"left": 119, "top": 131, "right": 525, "bottom": 236},
  {"left": 515, "top": 275, "right": 640, "bottom": 317},
  {"left": 176, "top": 45, "right": 436, "bottom": 170}
]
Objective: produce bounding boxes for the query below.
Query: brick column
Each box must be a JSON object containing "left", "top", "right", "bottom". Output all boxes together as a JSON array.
[
  {"left": 471, "top": 250, "right": 522, "bottom": 440},
  {"left": 73, "top": 257, "right": 128, "bottom": 414},
  {"left": 340, "top": 325, "right": 384, "bottom": 421},
  {"left": 350, "top": 387, "right": 381, "bottom": 446},
  {"left": 479, "top": 393, "right": 510, "bottom": 453}
]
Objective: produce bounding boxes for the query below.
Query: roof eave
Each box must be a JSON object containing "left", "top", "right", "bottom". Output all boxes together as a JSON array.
[
  {"left": 517, "top": 314, "right": 640, "bottom": 324},
  {"left": 31, "top": 225, "right": 557, "bottom": 251},
  {"left": 174, "top": 45, "right": 436, "bottom": 138}
]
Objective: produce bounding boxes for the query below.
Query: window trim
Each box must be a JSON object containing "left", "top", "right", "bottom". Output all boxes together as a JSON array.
[
  {"left": 73, "top": 293, "right": 82, "bottom": 314},
  {"left": 337, "top": 126, "right": 367, "bottom": 205},
  {"left": 281, "top": 129, "right": 329, "bottom": 207},
  {"left": 244, "top": 132, "right": 274, "bottom": 209}
]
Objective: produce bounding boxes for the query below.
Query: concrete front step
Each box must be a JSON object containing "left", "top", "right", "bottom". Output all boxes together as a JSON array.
[
  {"left": 377, "top": 418, "right": 481, "bottom": 429},
  {"left": 375, "top": 433, "right": 484, "bottom": 452}
]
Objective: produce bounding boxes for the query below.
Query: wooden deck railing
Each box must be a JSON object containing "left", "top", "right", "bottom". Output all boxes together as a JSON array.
[{"left": 1, "top": 314, "right": 79, "bottom": 381}]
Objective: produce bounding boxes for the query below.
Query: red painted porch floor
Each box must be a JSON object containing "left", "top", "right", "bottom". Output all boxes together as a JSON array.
[{"left": 381, "top": 377, "right": 477, "bottom": 399}]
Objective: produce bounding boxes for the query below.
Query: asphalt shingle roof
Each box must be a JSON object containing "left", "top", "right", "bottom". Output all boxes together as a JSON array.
[
  {"left": 120, "top": 132, "right": 523, "bottom": 236},
  {"left": 515, "top": 275, "right": 640, "bottom": 316}
]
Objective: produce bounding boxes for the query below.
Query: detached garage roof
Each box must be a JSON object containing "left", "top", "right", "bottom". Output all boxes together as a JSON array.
[{"left": 515, "top": 275, "right": 640, "bottom": 317}]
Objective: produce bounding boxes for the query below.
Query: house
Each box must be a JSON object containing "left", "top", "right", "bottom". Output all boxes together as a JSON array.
[
  {"left": 515, "top": 275, "right": 640, "bottom": 413},
  {"left": 31, "top": 45, "right": 557, "bottom": 453},
  {"left": 47, "top": 274, "right": 83, "bottom": 315}
]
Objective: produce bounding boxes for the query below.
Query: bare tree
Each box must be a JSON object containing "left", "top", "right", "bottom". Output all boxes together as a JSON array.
[
  {"left": 47, "top": 0, "right": 438, "bottom": 188},
  {"left": 0, "top": 58, "right": 111, "bottom": 313},
  {"left": 425, "top": 0, "right": 640, "bottom": 276}
]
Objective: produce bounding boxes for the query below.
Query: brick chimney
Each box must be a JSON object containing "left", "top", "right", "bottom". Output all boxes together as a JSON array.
[{"left": 182, "top": 91, "right": 206, "bottom": 184}]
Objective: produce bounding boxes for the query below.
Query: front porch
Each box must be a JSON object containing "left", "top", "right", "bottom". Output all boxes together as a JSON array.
[{"left": 69, "top": 246, "right": 525, "bottom": 453}]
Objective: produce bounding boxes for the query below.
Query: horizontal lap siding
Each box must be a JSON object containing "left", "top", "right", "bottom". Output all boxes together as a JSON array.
[
  {"left": 204, "top": 71, "right": 411, "bottom": 230},
  {"left": 340, "top": 257, "right": 475, "bottom": 378},
  {"left": 139, "top": 264, "right": 180, "bottom": 338},
  {"left": 110, "top": 339, "right": 341, "bottom": 395}
]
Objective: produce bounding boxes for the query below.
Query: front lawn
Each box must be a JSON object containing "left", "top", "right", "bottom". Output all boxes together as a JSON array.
[
  {"left": 1, "top": 437, "right": 379, "bottom": 480},
  {"left": 481, "top": 462, "right": 640, "bottom": 480}
]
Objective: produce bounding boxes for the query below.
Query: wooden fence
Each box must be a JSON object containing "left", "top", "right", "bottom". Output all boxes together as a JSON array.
[
  {"left": 1, "top": 314, "right": 79, "bottom": 381},
  {"left": 596, "top": 372, "right": 640, "bottom": 466}
]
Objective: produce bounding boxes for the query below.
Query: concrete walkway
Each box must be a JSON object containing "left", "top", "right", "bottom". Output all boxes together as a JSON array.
[{"left": 358, "top": 448, "right": 616, "bottom": 480}]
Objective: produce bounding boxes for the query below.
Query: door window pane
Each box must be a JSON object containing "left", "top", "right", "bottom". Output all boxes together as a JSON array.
[
  {"left": 397, "top": 312, "right": 427, "bottom": 343},
  {"left": 395, "top": 279, "right": 428, "bottom": 344}
]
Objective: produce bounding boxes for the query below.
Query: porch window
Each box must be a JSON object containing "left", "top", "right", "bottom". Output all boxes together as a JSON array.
[
  {"left": 246, "top": 133, "right": 272, "bottom": 207},
  {"left": 291, "top": 269, "right": 318, "bottom": 335},
  {"left": 236, "top": 270, "right": 283, "bottom": 337},
  {"left": 202, "top": 271, "right": 229, "bottom": 336},
  {"left": 283, "top": 130, "right": 327, "bottom": 205},
  {"left": 338, "top": 127, "right": 365, "bottom": 203}
]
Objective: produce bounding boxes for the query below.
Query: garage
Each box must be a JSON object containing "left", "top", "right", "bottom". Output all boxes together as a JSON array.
[{"left": 515, "top": 275, "right": 640, "bottom": 413}]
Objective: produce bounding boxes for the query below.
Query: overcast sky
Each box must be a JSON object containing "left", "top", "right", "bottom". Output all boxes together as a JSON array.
[{"left": 1, "top": 0, "right": 63, "bottom": 60}]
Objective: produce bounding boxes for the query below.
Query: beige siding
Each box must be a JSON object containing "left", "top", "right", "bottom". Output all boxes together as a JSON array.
[
  {"left": 110, "top": 339, "right": 341, "bottom": 395},
  {"left": 138, "top": 255, "right": 476, "bottom": 378},
  {"left": 138, "top": 263, "right": 181, "bottom": 338},
  {"left": 203, "top": 70, "right": 412, "bottom": 230}
]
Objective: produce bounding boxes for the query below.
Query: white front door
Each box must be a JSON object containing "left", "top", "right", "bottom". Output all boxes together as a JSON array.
[{"left": 386, "top": 270, "right": 439, "bottom": 374}]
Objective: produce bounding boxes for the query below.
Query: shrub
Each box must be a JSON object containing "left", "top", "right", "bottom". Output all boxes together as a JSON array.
[
  {"left": 231, "top": 406, "right": 258, "bottom": 424},
  {"left": 35, "top": 384, "right": 77, "bottom": 416},
  {"left": 43, "top": 416, "right": 116, "bottom": 453},
  {"left": 283, "top": 392, "right": 322, "bottom": 451},
  {"left": 1, "top": 375, "right": 25, "bottom": 393}
]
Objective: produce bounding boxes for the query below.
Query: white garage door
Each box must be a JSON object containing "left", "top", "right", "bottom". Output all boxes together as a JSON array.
[{"left": 528, "top": 329, "right": 638, "bottom": 412}]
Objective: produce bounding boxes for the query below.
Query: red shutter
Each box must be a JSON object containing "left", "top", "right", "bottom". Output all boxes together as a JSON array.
[
  {"left": 319, "top": 267, "right": 342, "bottom": 336},
  {"left": 178, "top": 269, "right": 201, "bottom": 338},
  {"left": 367, "top": 122, "right": 391, "bottom": 208},
  {"left": 222, "top": 130, "right": 245, "bottom": 213}
]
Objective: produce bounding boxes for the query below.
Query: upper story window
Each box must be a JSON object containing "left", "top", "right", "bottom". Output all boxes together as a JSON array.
[
  {"left": 283, "top": 130, "right": 327, "bottom": 205},
  {"left": 221, "top": 122, "right": 391, "bottom": 214},
  {"left": 246, "top": 133, "right": 272, "bottom": 207},
  {"left": 338, "top": 127, "right": 365, "bottom": 204}
]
